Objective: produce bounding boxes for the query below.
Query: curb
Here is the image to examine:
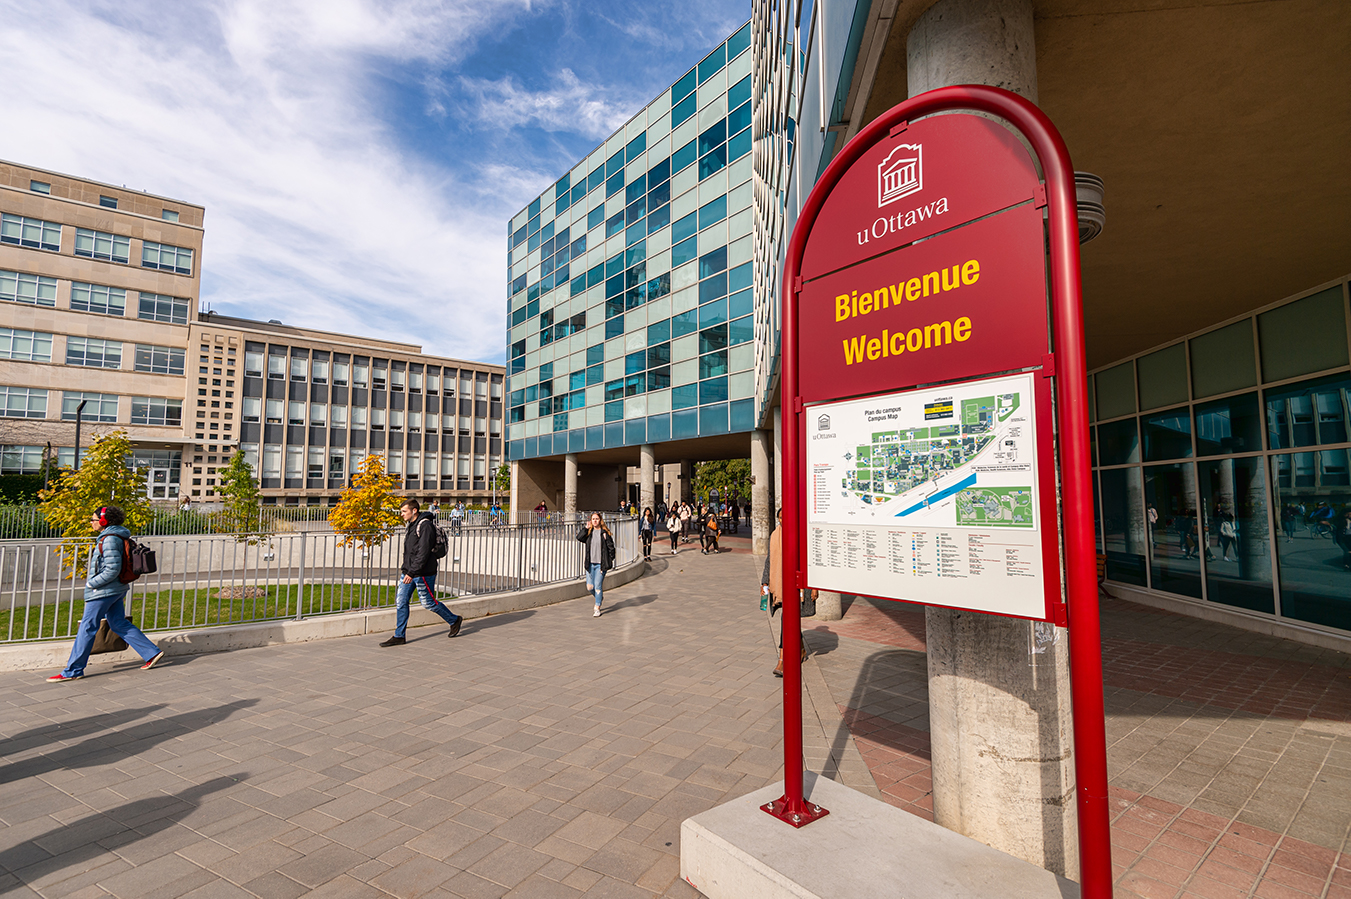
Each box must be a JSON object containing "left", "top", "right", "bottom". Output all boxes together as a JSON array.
[{"left": 0, "top": 557, "right": 647, "bottom": 673}]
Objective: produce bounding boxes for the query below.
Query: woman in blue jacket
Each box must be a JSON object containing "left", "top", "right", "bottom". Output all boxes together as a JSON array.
[{"left": 47, "top": 506, "right": 164, "bottom": 682}]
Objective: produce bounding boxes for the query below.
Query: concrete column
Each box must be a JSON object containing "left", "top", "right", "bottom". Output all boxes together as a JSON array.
[
  {"left": 908, "top": 0, "right": 1077, "bottom": 878},
  {"left": 563, "top": 454, "right": 578, "bottom": 515},
  {"left": 617, "top": 464, "right": 628, "bottom": 509},
  {"left": 639, "top": 444, "right": 656, "bottom": 514},
  {"left": 772, "top": 407, "right": 783, "bottom": 511},
  {"left": 680, "top": 459, "right": 694, "bottom": 503},
  {"left": 751, "top": 428, "right": 772, "bottom": 554},
  {"left": 814, "top": 591, "right": 843, "bottom": 621}
]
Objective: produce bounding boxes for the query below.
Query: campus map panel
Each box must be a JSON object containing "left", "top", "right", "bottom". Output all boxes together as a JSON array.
[{"left": 804, "top": 373, "right": 1047, "bottom": 618}]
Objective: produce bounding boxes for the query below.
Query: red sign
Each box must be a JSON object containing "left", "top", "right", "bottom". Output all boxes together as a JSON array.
[
  {"left": 801, "top": 113, "right": 1039, "bottom": 281},
  {"left": 798, "top": 203, "right": 1047, "bottom": 404}
]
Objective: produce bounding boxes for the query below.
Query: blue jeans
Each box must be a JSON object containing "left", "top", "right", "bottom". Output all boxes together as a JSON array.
[
  {"left": 394, "top": 574, "right": 459, "bottom": 638},
  {"left": 62, "top": 592, "right": 160, "bottom": 677},
  {"left": 587, "top": 563, "right": 606, "bottom": 608}
]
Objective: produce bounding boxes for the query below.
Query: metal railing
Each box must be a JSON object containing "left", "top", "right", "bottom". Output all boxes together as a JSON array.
[{"left": 0, "top": 516, "right": 639, "bottom": 644}]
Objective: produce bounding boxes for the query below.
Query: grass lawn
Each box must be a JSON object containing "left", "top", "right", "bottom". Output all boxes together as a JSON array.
[{"left": 0, "top": 581, "right": 455, "bottom": 643}]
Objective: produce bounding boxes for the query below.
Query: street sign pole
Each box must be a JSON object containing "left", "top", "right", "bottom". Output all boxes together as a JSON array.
[{"left": 770, "top": 85, "right": 1110, "bottom": 899}]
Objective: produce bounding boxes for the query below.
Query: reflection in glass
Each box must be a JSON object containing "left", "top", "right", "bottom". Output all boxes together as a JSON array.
[
  {"left": 1271, "top": 450, "right": 1351, "bottom": 630},
  {"left": 1143, "top": 463, "right": 1202, "bottom": 598},
  {"left": 1098, "top": 418, "right": 1140, "bottom": 466},
  {"left": 1099, "top": 468, "right": 1146, "bottom": 585},
  {"left": 1265, "top": 373, "right": 1351, "bottom": 449},
  {"left": 1142, "top": 407, "right": 1193, "bottom": 461},
  {"left": 1194, "top": 392, "right": 1262, "bottom": 457},
  {"left": 1198, "top": 458, "right": 1273, "bottom": 613}
]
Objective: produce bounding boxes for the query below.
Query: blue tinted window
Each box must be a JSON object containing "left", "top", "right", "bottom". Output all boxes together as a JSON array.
[
  {"left": 587, "top": 343, "right": 604, "bottom": 365},
  {"left": 647, "top": 273, "right": 670, "bottom": 300},
  {"left": 648, "top": 180, "right": 671, "bottom": 209},
  {"left": 699, "top": 145, "right": 727, "bottom": 180},
  {"left": 648, "top": 413, "right": 671, "bottom": 442},
  {"left": 528, "top": 231, "right": 541, "bottom": 253},
  {"left": 699, "top": 120, "right": 726, "bottom": 155},
  {"left": 606, "top": 294, "right": 624, "bottom": 318},
  {"left": 606, "top": 275, "right": 624, "bottom": 300},
  {"left": 700, "top": 324, "right": 729, "bottom": 353},
  {"left": 625, "top": 284, "right": 646, "bottom": 310},
  {"left": 700, "top": 403, "right": 728, "bottom": 434},
  {"left": 570, "top": 274, "right": 586, "bottom": 296},
  {"left": 527, "top": 282, "right": 540, "bottom": 302},
  {"left": 606, "top": 212, "right": 625, "bottom": 237},
  {"left": 539, "top": 361, "right": 553, "bottom": 382},
  {"left": 625, "top": 196, "right": 646, "bottom": 225},
  {"left": 588, "top": 205, "right": 605, "bottom": 230},
  {"left": 606, "top": 315, "right": 624, "bottom": 339},
  {"left": 512, "top": 226, "right": 526, "bottom": 247},
  {"left": 557, "top": 191, "right": 571, "bottom": 214},
  {"left": 626, "top": 132, "right": 646, "bottom": 162},
  {"left": 673, "top": 309, "right": 697, "bottom": 337},
  {"left": 699, "top": 247, "right": 728, "bottom": 278},
  {"left": 625, "top": 241, "right": 646, "bottom": 268},
  {"left": 555, "top": 243, "right": 570, "bottom": 266},
  {"left": 626, "top": 220, "right": 646, "bottom": 247},
  {"left": 541, "top": 256, "right": 555, "bottom": 278},
  {"left": 626, "top": 175, "right": 647, "bottom": 205},
  {"left": 698, "top": 43, "right": 726, "bottom": 84},
  {"left": 649, "top": 367, "right": 671, "bottom": 390},
  {"left": 625, "top": 262, "right": 646, "bottom": 289},
  {"left": 728, "top": 101, "right": 751, "bottom": 137},
  {"left": 625, "top": 373, "right": 645, "bottom": 396},
  {"left": 729, "top": 288, "right": 752, "bottom": 319},
  {"left": 586, "top": 364, "right": 603, "bottom": 385},
  {"left": 605, "top": 150, "right": 625, "bottom": 177},
  {"left": 571, "top": 234, "right": 586, "bottom": 256},
  {"left": 525, "top": 385, "right": 538, "bottom": 402},
  {"left": 672, "top": 92, "right": 697, "bottom": 128},
  {"left": 729, "top": 315, "right": 753, "bottom": 345},
  {"left": 730, "top": 398, "right": 754, "bottom": 431},
  {"left": 570, "top": 183, "right": 586, "bottom": 206},
  {"left": 698, "top": 195, "right": 727, "bottom": 230},
  {"left": 606, "top": 401, "right": 623, "bottom": 422},
  {"left": 586, "top": 263, "right": 604, "bottom": 288},
  {"left": 528, "top": 213, "right": 540, "bottom": 234},
  {"left": 648, "top": 318, "right": 671, "bottom": 344},
  {"left": 647, "top": 203, "right": 671, "bottom": 233},
  {"left": 672, "top": 139, "right": 697, "bottom": 174},
  {"left": 699, "top": 372, "right": 728, "bottom": 401},
  {"left": 587, "top": 168, "right": 605, "bottom": 193},
  {"left": 728, "top": 127, "right": 751, "bottom": 163},
  {"left": 699, "top": 275, "right": 728, "bottom": 305},
  {"left": 671, "top": 236, "right": 698, "bottom": 268},
  {"left": 648, "top": 157, "right": 670, "bottom": 186},
  {"left": 528, "top": 198, "right": 540, "bottom": 218},
  {"left": 672, "top": 68, "right": 697, "bottom": 104},
  {"left": 542, "top": 221, "right": 554, "bottom": 242},
  {"left": 624, "top": 418, "right": 646, "bottom": 445},
  {"left": 586, "top": 425, "right": 603, "bottom": 450},
  {"left": 570, "top": 370, "right": 586, "bottom": 391},
  {"left": 728, "top": 74, "right": 751, "bottom": 110},
  {"left": 726, "top": 22, "right": 750, "bottom": 60},
  {"left": 673, "top": 383, "right": 699, "bottom": 410},
  {"left": 605, "top": 253, "right": 624, "bottom": 278},
  {"left": 626, "top": 351, "right": 646, "bottom": 375},
  {"left": 729, "top": 262, "right": 752, "bottom": 293},
  {"left": 699, "top": 296, "right": 728, "bottom": 327},
  {"left": 672, "top": 407, "right": 698, "bottom": 437},
  {"left": 648, "top": 342, "right": 671, "bottom": 368},
  {"left": 605, "top": 170, "right": 624, "bottom": 198},
  {"left": 673, "top": 211, "right": 698, "bottom": 243}
]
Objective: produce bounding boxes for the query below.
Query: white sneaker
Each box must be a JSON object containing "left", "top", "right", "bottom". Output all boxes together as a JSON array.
[{"left": 593, "top": 606, "right": 602, "bottom": 617}]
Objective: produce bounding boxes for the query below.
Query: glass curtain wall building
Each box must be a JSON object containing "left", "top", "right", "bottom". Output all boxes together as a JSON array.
[
  {"left": 506, "top": 23, "right": 759, "bottom": 462},
  {"left": 1092, "top": 278, "right": 1351, "bottom": 635}
]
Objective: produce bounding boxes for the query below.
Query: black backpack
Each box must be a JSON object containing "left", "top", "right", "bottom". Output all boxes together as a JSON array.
[
  {"left": 113, "top": 536, "right": 158, "bottom": 583},
  {"left": 431, "top": 524, "right": 449, "bottom": 560}
]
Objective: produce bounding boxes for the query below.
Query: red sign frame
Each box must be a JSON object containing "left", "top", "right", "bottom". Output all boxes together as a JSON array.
[{"left": 770, "top": 86, "right": 1111, "bottom": 899}]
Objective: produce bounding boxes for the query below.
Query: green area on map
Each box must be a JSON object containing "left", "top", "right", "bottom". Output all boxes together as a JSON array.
[{"left": 955, "top": 487, "right": 1035, "bottom": 528}]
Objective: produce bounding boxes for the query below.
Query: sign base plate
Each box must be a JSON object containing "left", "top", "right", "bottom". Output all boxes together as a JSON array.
[{"left": 761, "top": 795, "right": 830, "bottom": 828}]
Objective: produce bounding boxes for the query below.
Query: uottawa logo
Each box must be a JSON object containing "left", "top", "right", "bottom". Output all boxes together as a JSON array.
[{"left": 878, "top": 143, "right": 922, "bottom": 206}]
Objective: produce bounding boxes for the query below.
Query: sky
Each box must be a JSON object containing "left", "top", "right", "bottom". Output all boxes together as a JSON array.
[{"left": 0, "top": 0, "right": 749, "bottom": 364}]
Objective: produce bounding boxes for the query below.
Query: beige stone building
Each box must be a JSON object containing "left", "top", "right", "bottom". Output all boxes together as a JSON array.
[{"left": 1, "top": 160, "right": 504, "bottom": 506}]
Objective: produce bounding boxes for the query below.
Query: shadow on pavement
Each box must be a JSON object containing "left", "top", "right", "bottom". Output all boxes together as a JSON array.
[
  {"left": 0, "top": 775, "right": 242, "bottom": 889},
  {"left": 606, "top": 593, "right": 659, "bottom": 613},
  {"left": 0, "top": 699, "right": 260, "bottom": 785},
  {"left": 460, "top": 608, "right": 536, "bottom": 634},
  {"left": 0, "top": 705, "right": 168, "bottom": 758}
]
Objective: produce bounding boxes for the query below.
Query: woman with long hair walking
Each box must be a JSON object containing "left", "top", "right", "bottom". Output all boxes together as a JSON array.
[{"left": 577, "top": 512, "right": 616, "bottom": 617}]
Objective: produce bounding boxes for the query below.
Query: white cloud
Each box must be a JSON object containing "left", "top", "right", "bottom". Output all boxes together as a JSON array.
[
  {"left": 0, "top": 0, "right": 539, "bottom": 362},
  {"left": 458, "top": 69, "right": 638, "bottom": 140}
]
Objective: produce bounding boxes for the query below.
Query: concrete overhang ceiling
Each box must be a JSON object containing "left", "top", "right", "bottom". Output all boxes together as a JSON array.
[{"left": 860, "top": 0, "right": 1351, "bottom": 369}]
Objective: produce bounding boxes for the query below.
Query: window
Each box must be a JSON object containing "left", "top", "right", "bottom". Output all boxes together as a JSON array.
[
  {"left": 265, "top": 398, "right": 283, "bottom": 423},
  {"left": 242, "top": 397, "right": 261, "bottom": 422},
  {"left": 426, "top": 412, "right": 439, "bottom": 431},
  {"left": 391, "top": 369, "right": 405, "bottom": 391},
  {"left": 245, "top": 351, "right": 264, "bottom": 376},
  {"left": 409, "top": 370, "right": 422, "bottom": 391},
  {"left": 290, "top": 356, "right": 306, "bottom": 380},
  {"left": 69, "top": 282, "right": 125, "bottom": 316},
  {"left": 328, "top": 449, "right": 345, "bottom": 477},
  {"left": 29, "top": 180, "right": 51, "bottom": 195},
  {"left": 99, "top": 195, "right": 118, "bottom": 209},
  {"left": 141, "top": 240, "right": 193, "bottom": 275},
  {"left": 373, "top": 362, "right": 388, "bottom": 389},
  {"left": 310, "top": 403, "right": 326, "bottom": 425},
  {"left": 0, "top": 445, "right": 45, "bottom": 474},
  {"left": 62, "top": 391, "right": 118, "bottom": 422},
  {"left": 66, "top": 337, "right": 122, "bottom": 369},
  {"left": 268, "top": 354, "right": 285, "bottom": 379},
  {"left": 333, "top": 360, "right": 349, "bottom": 385},
  {"left": 134, "top": 344, "right": 185, "bottom": 374},
  {"left": 137, "top": 292, "right": 188, "bottom": 324},
  {"left": 1, "top": 271, "right": 57, "bottom": 306},
  {"left": 330, "top": 405, "right": 347, "bottom": 427},
  {"left": 131, "top": 397, "right": 182, "bottom": 426},
  {"left": 390, "top": 409, "right": 404, "bottom": 430},
  {"left": 371, "top": 408, "right": 386, "bottom": 429},
  {"left": 311, "top": 358, "right": 329, "bottom": 382},
  {"left": 353, "top": 361, "right": 369, "bottom": 387},
  {"left": 288, "top": 401, "right": 305, "bottom": 425},
  {"left": 308, "top": 448, "right": 324, "bottom": 478},
  {"left": 0, "top": 386, "right": 47, "bottom": 419},
  {"left": 2, "top": 214, "right": 61, "bottom": 252},
  {"left": 162, "top": 209, "right": 179, "bottom": 222},
  {"left": 351, "top": 406, "right": 367, "bottom": 428},
  {"left": 409, "top": 411, "right": 422, "bottom": 431},
  {"left": 263, "top": 446, "right": 281, "bottom": 478},
  {"left": 286, "top": 446, "right": 303, "bottom": 478},
  {"left": 0, "top": 328, "right": 53, "bottom": 362},
  {"left": 427, "top": 371, "right": 439, "bottom": 392},
  {"left": 74, "top": 228, "right": 129, "bottom": 263}
]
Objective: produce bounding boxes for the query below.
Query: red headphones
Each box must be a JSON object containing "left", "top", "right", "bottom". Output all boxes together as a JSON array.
[{"left": 96, "top": 507, "right": 109, "bottom": 527}]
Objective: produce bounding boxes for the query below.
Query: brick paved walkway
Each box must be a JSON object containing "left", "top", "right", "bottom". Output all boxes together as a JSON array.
[{"left": 806, "top": 594, "right": 1351, "bottom": 899}]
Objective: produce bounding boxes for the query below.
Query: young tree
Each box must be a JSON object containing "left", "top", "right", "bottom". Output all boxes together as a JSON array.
[
  {"left": 493, "top": 462, "right": 511, "bottom": 493},
  {"left": 215, "top": 452, "right": 271, "bottom": 543},
  {"left": 328, "top": 454, "right": 401, "bottom": 550},
  {"left": 694, "top": 459, "right": 751, "bottom": 505},
  {"left": 39, "top": 430, "right": 151, "bottom": 575}
]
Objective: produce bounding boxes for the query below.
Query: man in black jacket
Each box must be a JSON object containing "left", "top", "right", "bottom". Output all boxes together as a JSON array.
[{"left": 380, "top": 499, "right": 462, "bottom": 647}]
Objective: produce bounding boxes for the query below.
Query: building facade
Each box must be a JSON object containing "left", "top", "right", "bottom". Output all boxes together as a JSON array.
[{"left": 1, "top": 160, "right": 505, "bottom": 507}]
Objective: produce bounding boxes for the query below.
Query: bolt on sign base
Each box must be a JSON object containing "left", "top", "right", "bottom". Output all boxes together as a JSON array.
[{"left": 761, "top": 796, "right": 829, "bottom": 828}]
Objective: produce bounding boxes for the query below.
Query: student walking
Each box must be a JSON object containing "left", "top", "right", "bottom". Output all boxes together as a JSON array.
[
  {"left": 578, "top": 512, "right": 616, "bottom": 617},
  {"left": 380, "top": 499, "right": 462, "bottom": 646},
  {"left": 640, "top": 508, "right": 655, "bottom": 561},
  {"left": 679, "top": 502, "right": 691, "bottom": 544},
  {"left": 666, "top": 508, "right": 681, "bottom": 554},
  {"left": 47, "top": 506, "right": 164, "bottom": 681},
  {"left": 761, "top": 509, "right": 808, "bottom": 677},
  {"left": 702, "top": 507, "right": 720, "bottom": 554}
]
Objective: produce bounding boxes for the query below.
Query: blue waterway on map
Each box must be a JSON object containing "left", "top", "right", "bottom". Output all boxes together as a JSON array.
[{"left": 895, "top": 473, "right": 977, "bottom": 517}]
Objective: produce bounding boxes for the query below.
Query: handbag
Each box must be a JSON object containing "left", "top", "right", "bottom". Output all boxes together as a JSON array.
[
  {"left": 91, "top": 618, "right": 128, "bottom": 654},
  {"left": 800, "top": 589, "right": 818, "bottom": 619}
]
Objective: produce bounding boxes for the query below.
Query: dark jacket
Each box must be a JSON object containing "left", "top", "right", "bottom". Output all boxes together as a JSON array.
[
  {"left": 87, "top": 525, "right": 132, "bottom": 600},
  {"left": 402, "top": 512, "right": 439, "bottom": 577},
  {"left": 577, "top": 525, "right": 616, "bottom": 571}
]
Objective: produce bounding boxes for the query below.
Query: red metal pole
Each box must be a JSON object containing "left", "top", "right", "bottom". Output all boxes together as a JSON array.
[{"left": 766, "top": 85, "right": 1111, "bottom": 896}]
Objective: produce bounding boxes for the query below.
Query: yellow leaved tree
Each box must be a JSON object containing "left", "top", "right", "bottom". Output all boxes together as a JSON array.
[
  {"left": 39, "top": 430, "right": 152, "bottom": 577},
  {"left": 328, "top": 455, "right": 402, "bottom": 605}
]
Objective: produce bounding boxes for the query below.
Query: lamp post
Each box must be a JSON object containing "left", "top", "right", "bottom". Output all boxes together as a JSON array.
[{"left": 72, "top": 400, "right": 88, "bottom": 472}]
